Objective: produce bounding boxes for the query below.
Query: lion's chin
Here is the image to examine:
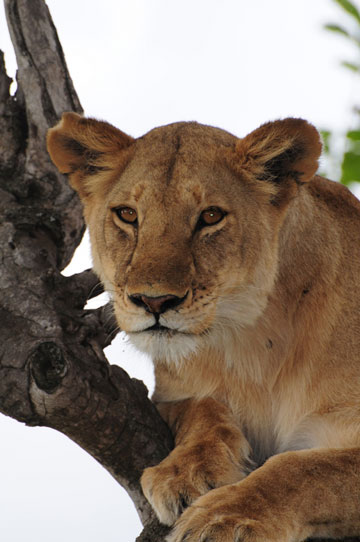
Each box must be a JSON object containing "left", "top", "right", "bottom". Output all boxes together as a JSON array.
[{"left": 127, "top": 328, "right": 201, "bottom": 365}]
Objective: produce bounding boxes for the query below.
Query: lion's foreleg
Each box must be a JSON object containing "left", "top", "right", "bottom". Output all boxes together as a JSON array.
[
  {"left": 168, "top": 447, "right": 360, "bottom": 542},
  {"left": 141, "top": 397, "right": 251, "bottom": 526}
]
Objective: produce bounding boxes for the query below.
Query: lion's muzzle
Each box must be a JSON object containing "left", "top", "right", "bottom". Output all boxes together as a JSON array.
[{"left": 128, "top": 293, "right": 188, "bottom": 315}]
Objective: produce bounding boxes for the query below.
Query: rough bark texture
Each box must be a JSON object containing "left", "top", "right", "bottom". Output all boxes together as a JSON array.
[{"left": 0, "top": 1, "right": 172, "bottom": 540}]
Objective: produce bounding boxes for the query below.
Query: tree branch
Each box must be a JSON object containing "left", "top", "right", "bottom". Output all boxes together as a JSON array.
[
  {"left": 1, "top": 1, "right": 173, "bottom": 539},
  {"left": 4, "top": 0, "right": 84, "bottom": 269}
]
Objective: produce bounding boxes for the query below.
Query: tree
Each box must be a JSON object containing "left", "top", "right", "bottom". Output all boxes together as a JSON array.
[
  {"left": 0, "top": 1, "right": 172, "bottom": 540},
  {"left": 322, "top": 0, "right": 360, "bottom": 185}
]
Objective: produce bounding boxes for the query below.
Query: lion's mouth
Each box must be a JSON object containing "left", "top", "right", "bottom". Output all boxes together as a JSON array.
[
  {"left": 131, "top": 319, "right": 205, "bottom": 336},
  {"left": 141, "top": 321, "right": 193, "bottom": 336},
  {"left": 145, "top": 322, "right": 171, "bottom": 333}
]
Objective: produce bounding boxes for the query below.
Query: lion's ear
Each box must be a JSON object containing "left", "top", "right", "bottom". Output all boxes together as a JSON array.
[
  {"left": 47, "top": 112, "right": 134, "bottom": 198},
  {"left": 235, "top": 118, "right": 322, "bottom": 184}
]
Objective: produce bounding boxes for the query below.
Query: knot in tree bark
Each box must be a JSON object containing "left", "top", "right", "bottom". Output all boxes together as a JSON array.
[{"left": 29, "top": 341, "right": 67, "bottom": 393}]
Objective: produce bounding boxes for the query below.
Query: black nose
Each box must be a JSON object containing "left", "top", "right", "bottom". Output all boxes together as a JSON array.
[{"left": 128, "top": 293, "right": 187, "bottom": 314}]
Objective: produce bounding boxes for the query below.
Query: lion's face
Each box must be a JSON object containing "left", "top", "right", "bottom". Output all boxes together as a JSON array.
[{"left": 47, "top": 115, "right": 321, "bottom": 364}]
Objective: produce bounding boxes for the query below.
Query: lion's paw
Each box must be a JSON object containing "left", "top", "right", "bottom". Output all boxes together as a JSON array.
[
  {"left": 167, "top": 509, "right": 270, "bottom": 542},
  {"left": 141, "top": 443, "right": 246, "bottom": 526},
  {"left": 165, "top": 485, "right": 286, "bottom": 542}
]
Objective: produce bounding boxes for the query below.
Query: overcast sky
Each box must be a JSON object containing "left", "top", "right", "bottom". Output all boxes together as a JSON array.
[{"left": 0, "top": 1, "right": 359, "bottom": 541}]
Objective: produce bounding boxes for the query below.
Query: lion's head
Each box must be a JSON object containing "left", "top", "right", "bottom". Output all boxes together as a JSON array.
[{"left": 47, "top": 114, "right": 321, "bottom": 364}]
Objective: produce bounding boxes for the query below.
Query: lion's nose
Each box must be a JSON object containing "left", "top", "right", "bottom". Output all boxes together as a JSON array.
[{"left": 128, "top": 293, "right": 187, "bottom": 314}]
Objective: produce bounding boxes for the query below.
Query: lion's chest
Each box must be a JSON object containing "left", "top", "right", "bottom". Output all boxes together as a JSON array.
[
  {"left": 168, "top": 360, "right": 318, "bottom": 467},
  {"left": 223, "top": 388, "right": 317, "bottom": 466}
]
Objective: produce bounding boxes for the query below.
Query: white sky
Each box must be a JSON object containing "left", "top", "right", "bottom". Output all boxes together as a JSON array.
[{"left": 0, "top": 1, "right": 360, "bottom": 541}]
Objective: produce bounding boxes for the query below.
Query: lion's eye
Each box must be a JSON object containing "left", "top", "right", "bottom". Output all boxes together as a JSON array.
[
  {"left": 112, "top": 206, "right": 138, "bottom": 224},
  {"left": 198, "top": 207, "right": 226, "bottom": 228}
]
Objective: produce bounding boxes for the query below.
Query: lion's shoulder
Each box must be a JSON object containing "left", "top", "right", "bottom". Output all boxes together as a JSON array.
[{"left": 308, "top": 175, "right": 360, "bottom": 219}]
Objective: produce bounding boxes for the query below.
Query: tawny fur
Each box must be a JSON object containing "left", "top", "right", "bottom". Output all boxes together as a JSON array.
[{"left": 48, "top": 113, "right": 360, "bottom": 542}]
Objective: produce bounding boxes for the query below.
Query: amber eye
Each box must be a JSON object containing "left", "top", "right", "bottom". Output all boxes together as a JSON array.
[
  {"left": 197, "top": 207, "right": 226, "bottom": 228},
  {"left": 112, "top": 206, "right": 138, "bottom": 224}
]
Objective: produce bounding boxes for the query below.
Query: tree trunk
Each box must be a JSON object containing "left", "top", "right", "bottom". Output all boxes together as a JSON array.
[{"left": 0, "top": 1, "right": 172, "bottom": 540}]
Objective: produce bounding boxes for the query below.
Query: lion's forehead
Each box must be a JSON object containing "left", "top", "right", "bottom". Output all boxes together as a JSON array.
[
  {"left": 109, "top": 123, "right": 239, "bottom": 210},
  {"left": 138, "top": 121, "right": 237, "bottom": 151}
]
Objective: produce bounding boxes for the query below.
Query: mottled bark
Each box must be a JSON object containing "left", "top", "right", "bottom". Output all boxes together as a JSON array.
[{"left": 0, "top": 1, "right": 172, "bottom": 540}]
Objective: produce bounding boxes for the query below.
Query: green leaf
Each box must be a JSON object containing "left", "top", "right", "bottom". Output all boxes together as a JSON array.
[
  {"left": 347, "top": 130, "right": 360, "bottom": 141},
  {"left": 324, "top": 23, "right": 350, "bottom": 36},
  {"left": 320, "top": 130, "right": 331, "bottom": 154},
  {"left": 333, "top": 0, "right": 360, "bottom": 24},
  {"left": 341, "top": 61, "right": 360, "bottom": 71},
  {"left": 341, "top": 151, "right": 360, "bottom": 184}
]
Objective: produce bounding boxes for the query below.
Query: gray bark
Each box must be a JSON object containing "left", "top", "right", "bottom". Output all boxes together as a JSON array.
[{"left": 0, "top": 1, "right": 172, "bottom": 540}]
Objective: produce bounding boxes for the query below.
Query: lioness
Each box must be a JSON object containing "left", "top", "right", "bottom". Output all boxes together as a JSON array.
[{"left": 48, "top": 113, "right": 360, "bottom": 542}]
